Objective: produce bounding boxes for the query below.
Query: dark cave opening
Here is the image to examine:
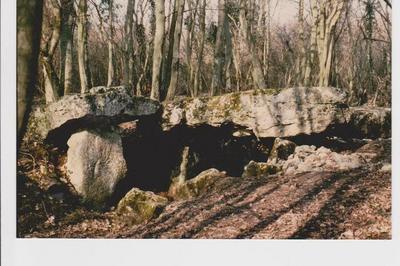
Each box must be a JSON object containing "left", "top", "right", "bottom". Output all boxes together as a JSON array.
[
  {"left": 109, "top": 119, "right": 376, "bottom": 206},
  {"left": 110, "top": 120, "right": 274, "bottom": 204}
]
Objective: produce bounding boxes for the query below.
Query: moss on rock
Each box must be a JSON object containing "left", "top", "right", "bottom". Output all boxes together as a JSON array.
[
  {"left": 168, "top": 168, "right": 226, "bottom": 201},
  {"left": 242, "top": 160, "right": 280, "bottom": 178},
  {"left": 116, "top": 188, "right": 168, "bottom": 224}
]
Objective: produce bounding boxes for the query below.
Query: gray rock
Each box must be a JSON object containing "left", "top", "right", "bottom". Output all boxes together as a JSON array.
[
  {"left": 242, "top": 160, "right": 280, "bottom": 178},
  {"left": 116, "top": 188, "right": 168, "bottom": 225},
  {"left": 168, "top": 168, "right": 226, "bottom": 200},
  {"left": 162, "top": 87, "right": 347, "bottom": 138},
  {"left": 269, "top": 138, "right": 297, "bottom": 161},
  {"left": 34, "top": 86, "right": 160, "bottom": 143},
  {"left": 66, "top": 130, "right": 127, "bottom": 207},
  {"left": 346, "top": 107, "right": 391, "bottom": 138},
  {"left": 274, "top": 145, "right": 368, "bottom": 174}
]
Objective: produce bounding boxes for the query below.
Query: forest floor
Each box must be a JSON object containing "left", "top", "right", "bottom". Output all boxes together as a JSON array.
[{"left": 17, "top": 139, "right": 391, "bottom": 239}]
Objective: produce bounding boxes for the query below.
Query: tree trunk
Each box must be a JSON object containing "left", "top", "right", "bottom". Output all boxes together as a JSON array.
[
  {"left": 77, "top": 0, "right": 92, "bottom": 93},
  {"left": 304, "top": 0, "right": 319, "bottom": 86},
  {"left": 17, "top": 0, "right": 43, "bottom": 144},
  {"left": 150, "top": 0, "right": 165, "bottom": 100},
  {"left": 42, "top": 0, "right": 62, "bottom": 104},
  {"left": 210, "top": 0, "right": 226, "bottom": 96},
  {"left": 165, "top": 0, "right": 185, "bottom": 101},
  {"left": 364, "top": 0, "right": 375, "bottom": 101},
  {"left": 193, "top": 0, "right": 206, "bottom": 97},
  {"left": 296, "top": 0, "right": 306, "bottom": 86},
  {"left": 239, "top": 0, "right": 266, "bottom": 90},
  {"left": 107, "top": 0, "right": 116, "bottom": 87},
  {"left": 60, "top": 0, "right": 74, "bottom": 95},
  {"left": 42, "top": 56, "right": 61, "bottom": 103},
  {"left": 224, "top": 13, "right": 233, "bottom": 91},
  {"left": 315, "top": 0, "right": 345, "bottom": 87},
  {"left": 263, "top": 0, "right": 271, "bottom": 83},
  {"left": 185, "top": 0, "right": 198, "bottom": 92},
  {"left": 163, "top": 0, "right": 181, "bottom": 98},
  {"left": 123, "top": 0, "right": 135, "bottom": 88}
]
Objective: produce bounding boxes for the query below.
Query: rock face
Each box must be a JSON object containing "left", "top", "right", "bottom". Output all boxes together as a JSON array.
[
  {"left": 117, "top": 188, "right": 168, "bottom": 224},
  {"left": 162, "top": 87, "right": 347, "bottom": 138},
  {"left": 66, "top": 130, "right": 127, "bottom": 207},
  {"left": 169, "top": 168, "right": 227, "bottom": 200},
  {"left": 35, "top": 86, "right": 160, "bottom": 143}
]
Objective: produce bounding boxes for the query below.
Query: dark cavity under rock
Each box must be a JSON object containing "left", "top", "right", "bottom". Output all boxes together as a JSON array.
[{"left": 111, "top": 121, "right": 274, "bottom": 204}]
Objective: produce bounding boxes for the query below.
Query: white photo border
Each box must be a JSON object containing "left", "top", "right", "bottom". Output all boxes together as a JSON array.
[{"left": 2, "top": 0, "right": 399, "bottom": 265}]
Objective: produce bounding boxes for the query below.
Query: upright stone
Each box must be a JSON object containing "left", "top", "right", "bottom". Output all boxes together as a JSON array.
[{"left": 66, "top": 130, "right": 127, "bottom": 207}]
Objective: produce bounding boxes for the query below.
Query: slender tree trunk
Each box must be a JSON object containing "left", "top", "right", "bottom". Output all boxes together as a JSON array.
[
  {"left": 210, "top": 0, "right": 226, "bottom": 96},
  {"left": 316, "top": 0, "right": 345, "bottom": 87},
  {"left": 150, "top": 0, "right": 165, "bottom": 100},
  {"left": 107, "top": 0, "right": 116, "bottom": 87},
  {"left": 186, "top": 0, "right": 198, "bottom": 91},
  {"left": 296, "top": 0, "right": 306, "bottom": 86},
  {"left": 42, "top": 57, "right": 61, "bottom": 103},
  {"left": 304, "top": 0, "right": 318, "bottom": 86},
  {"left": 224, "top": 13, "right": 233, "bottom": 91},
  {"left": 231, "top": 30, "right": 241, "bottom": 92},
  {"left": 17, "top": 0, "right": 43, "bottom": 144},
  {"left": 136, "top": 43, "right": 150, "bottom": 96},
  {"left": 42, "top": 0, "right": 62, "bottom": 104},
  {"left": 77, "top": 0, "right": 92, "bottom": 93},
  {"left": 193, "top": 0, "right": 206, "bottom": 97},
  {"left": 163, "top": 0, "right": 181, "bottom": 98},
  {"left": 123, "top": 0, "right": 135, "bottom": 88},
  {"left": 60, "top": 0, "right": 74, "bottom": 95},
  {"left": 63, "top": 30, "right": 74, "bottom": 94},
  {"left": 239, "top": 0, "right": 266, "bottom": 90},
  {"left": 262, "top": 0, "right": 271, "bottom": 83},
  {"left": 165, "top": 0, "right": 185, "bottom": 101},
  {"left": 364, "top": 0, "right": 375, "bottom": 102}
]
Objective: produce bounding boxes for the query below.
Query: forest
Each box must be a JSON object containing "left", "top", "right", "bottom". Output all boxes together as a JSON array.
[{"left": 16, "top": 0, "right": 392, "bottom": 239}]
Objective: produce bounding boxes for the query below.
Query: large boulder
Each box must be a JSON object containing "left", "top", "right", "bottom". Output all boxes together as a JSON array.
[
  {"left": 162, "top": 87, "right": 347, "bottom": 138},
  {"left": 32, "top": 86, "right": 160, "bottom": 144},
  {"left": 66, "top": 130, "right": 127, "bottom": 207},
  {"left": 346, "top": 107, "right": 391, "bottom": 138},
  {"left": 116, "top": 188, "right": 168, "bottom": 225}
]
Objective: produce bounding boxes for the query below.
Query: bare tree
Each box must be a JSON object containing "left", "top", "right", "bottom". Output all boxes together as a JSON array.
[
  {"left": 107, "top": 0, "right": 117, "bottom": 87},
  {"left": 165, "top": 0, "right": 185, "bottom": 101},
  {"left": 313, "top": 0, "right": 346, "bottom": 87},
  {"left": 150, "top": 0, "right": 165, "bottom": 100},
  {"left": 210, "top": 0, "right": 227, "bottom": 96},
  {"left": 192, "top": 0, "right": 206, "bottom": 97},
  {"left": 77, "top": 0, "right": 92, "bottom": 93},
  {"left": 123, "top": 0, "right": 135, "bottom": 89},
  {"left": 239, "top": 0, "right": 266, "bottom": 90},
  {"left": 296, "top": 0, "right": 306, "bottom": 86},
  {"left": 60, "top": 0, "right": 75, "bottom": 94}
]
